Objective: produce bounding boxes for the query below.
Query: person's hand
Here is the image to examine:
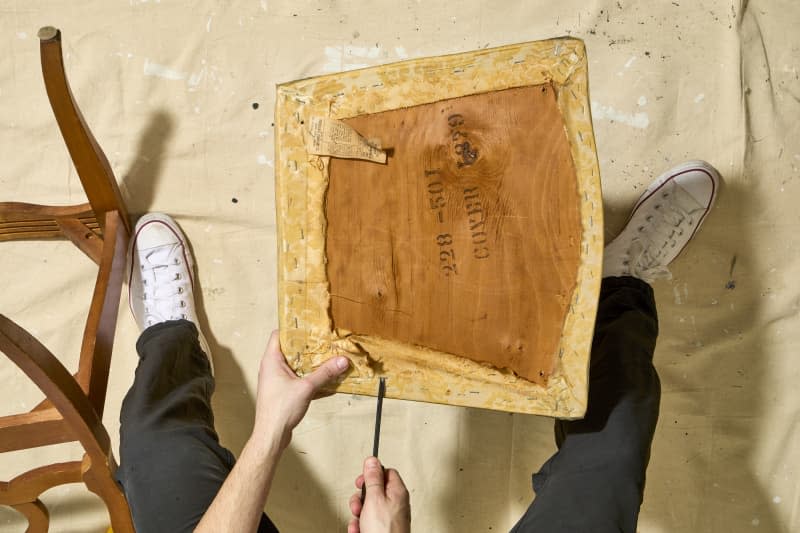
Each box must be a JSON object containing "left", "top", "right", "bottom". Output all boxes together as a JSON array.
[
  {"left": 348, "top": 457, "right": 411, "bottom": 533},
  {"left": 251, "top": 330, "right": 350, "bottom": 453}
]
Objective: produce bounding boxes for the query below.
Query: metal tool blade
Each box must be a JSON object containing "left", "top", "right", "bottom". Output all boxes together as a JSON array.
[{"left": 361, "top": 377, "right": 386, "bottom": 503}]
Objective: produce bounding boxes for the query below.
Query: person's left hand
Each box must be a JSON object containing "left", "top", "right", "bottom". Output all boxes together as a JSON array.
[{"left": 251, "top": 330, "right": 350, "bottom": 453}]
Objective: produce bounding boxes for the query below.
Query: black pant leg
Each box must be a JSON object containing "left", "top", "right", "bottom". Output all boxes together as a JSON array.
[
  {"left": 511, "top": 276, "right": 661, "bottom": 533},
  {"left": 116, "top": 319, "right": 278, "bottom": 533}
]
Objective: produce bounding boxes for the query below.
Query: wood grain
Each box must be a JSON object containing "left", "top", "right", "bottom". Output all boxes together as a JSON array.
[
  {"left": 0, "top": 462, "right": 82, "bottom": 505},
  {"left": 326, "top": 84, "right": 581, "bottom": 384},
  {"left": 0, "top": 409, "right": 73, "bottom": 454},
  {"left": 0, "top": 202, "right": 98, "bottom": 243},
  {"left": 0, "top": 28, "right": 135, "bottom": 532},
  {"left": 9, "top": 501, "right": 49, "bottom": 532}
]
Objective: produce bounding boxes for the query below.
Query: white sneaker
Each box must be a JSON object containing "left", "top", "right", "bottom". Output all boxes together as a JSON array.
[
  {"left": 603, "top": 160, "right": 721, "bottom": 283},
  {"left": 127, "top": 213, "right": 213, "bottom": 372}
]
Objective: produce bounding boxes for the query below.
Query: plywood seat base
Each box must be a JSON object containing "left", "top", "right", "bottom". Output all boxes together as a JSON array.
[{"left": 327, "top": 84, "right": 581, "bottom": 385}]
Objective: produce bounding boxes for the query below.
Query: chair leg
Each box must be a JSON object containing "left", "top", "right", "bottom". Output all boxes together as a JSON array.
[
  {"left": 81, "top": 455, "right": 135, "bottom": 533},
  {"left": 11, "top": 499, "right": 49, "bottom": 533}
]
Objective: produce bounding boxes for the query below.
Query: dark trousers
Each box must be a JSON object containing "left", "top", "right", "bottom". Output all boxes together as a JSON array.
[
  {"left": 116, "top": 320, "right": 278, "bottom": 533},
  {"left": 511, "top": 276, "right": 661, "bottom": 533},
  {"left": 117, "top": 276, "right": 658, "bottom": 533}
]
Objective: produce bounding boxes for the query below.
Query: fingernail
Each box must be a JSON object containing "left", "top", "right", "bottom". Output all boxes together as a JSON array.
[
  {"left": 336, "top": 357, "right": 349, "bottom": 370},
  {"left": 366, "top": 457, "right": 380, "bottom": 469}
]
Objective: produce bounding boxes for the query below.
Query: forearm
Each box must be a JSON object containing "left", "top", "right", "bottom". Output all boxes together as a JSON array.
[
  {"left": 194, "top": 434, "right": 282, "bottom": 533},
  {"left": 195, "top": 331, "right": 348, "bottom": 532}
]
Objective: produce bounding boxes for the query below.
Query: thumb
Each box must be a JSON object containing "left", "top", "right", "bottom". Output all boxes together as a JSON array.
[
  {"left": 303, "top": 356, "right": 350, "bottom": 391},
  {"left": 363, "top": 457, "right": 385, "bottom": 500},
  {"left": 266, "top": 329, "right": 281, "bottom": 354},
  {"left": 262, "top": 330, "right": 286, "bottom": 370}
]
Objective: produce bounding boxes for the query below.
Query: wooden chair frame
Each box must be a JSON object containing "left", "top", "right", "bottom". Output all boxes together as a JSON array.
[{"left": 0, "top": 27, "right": 134, "bottom": 532}]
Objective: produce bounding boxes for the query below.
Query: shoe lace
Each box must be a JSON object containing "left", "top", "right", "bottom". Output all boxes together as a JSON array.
[
  {"left": 140, "top": 244, "right": 188, "bottom": 323},
  {"left": 625, "top": 239, "right": 673, "bottom": 282},
  {"left": 623, "top": 187, "right": 699, "bottom": 282}
]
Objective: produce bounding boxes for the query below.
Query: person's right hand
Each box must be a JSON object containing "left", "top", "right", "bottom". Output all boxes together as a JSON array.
[{"left": 348, "top": 457, "right": 410, "bottom": 533}]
